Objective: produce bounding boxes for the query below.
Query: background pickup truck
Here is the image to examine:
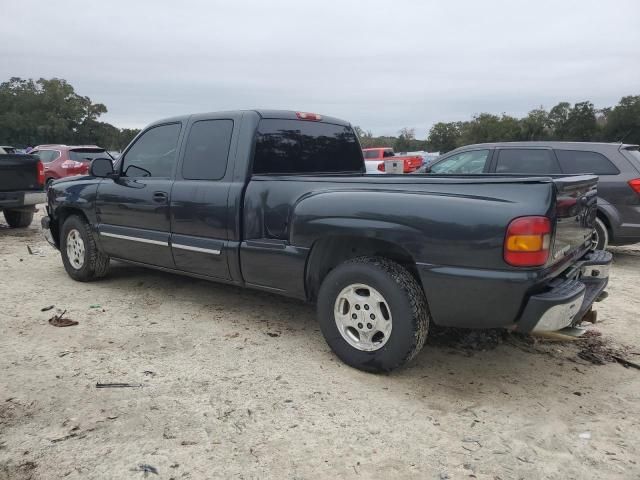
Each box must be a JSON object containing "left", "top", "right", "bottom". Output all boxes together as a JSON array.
[
  {"left": 362, "top": 147, "right": 424, "bottom": 173},
  {"left": 0, "top": 154, "right": 45, "bottom": 228},
  {"left": 42, "top": 110, "right": 611, "bottom": 372}
]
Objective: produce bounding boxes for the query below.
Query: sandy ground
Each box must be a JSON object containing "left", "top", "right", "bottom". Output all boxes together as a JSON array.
[{"left": 1, "top": 209, "right": 639, "bottom": 480}]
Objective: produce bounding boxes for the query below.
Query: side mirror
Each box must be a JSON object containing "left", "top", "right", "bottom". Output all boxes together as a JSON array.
[{"left": 90, "top": 158, "right": 115, "bottom": 178}]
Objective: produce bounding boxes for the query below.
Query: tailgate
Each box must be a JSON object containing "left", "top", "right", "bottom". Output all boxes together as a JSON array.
[
  {"left": 551, "top": 175, "right": 598, "bottom": 262},
  {"left": 0, "top": 154, "right": 41, "bottom": 191}
]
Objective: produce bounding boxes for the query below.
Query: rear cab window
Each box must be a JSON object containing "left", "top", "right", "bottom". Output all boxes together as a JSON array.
[
  {"left": 253, "top": 119, "right": 363, "bottom": 174},
  {"left": 555, "top": 149, "right": 620, "bottom": 175},
  {"left": 495, "top": 149, "right": 560, "bottom": 174}
]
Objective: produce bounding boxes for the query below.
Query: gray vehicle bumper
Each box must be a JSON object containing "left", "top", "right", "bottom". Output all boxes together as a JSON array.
[
  {"left": 0, "top": 191, "right": 46, "bottom": 210},
  {"left": 515, "top": 250, "right": 612, "bottom": 332}
]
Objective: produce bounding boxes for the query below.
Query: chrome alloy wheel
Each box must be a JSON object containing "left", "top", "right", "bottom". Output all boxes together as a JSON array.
[
  {"left": 66, "top": 228, "right": 85, "bottom": 270},
  {"left": 333, "top": 283, "right": 392, "bottom": 352}
]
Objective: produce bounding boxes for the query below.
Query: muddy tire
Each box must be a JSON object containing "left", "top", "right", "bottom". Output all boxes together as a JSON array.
[
  {"left": 317, "top": 256, "right": 429, "bottom": 373},
  {"left": 60, "top": 215, "right": 110, "bottom": 281},
  {"left": 3, "top": 209, "right": 34, "bottom": 228}
]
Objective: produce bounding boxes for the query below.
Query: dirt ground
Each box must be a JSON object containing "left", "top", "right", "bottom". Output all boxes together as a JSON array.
[{"left": 1, "top": 209, "right": 639, "bottom": 480}]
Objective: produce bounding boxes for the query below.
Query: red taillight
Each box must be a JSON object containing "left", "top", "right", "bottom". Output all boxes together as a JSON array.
[
  {"left": 377, "top": 162, "right": 385, "bottom": 172},
  {"left": 296, "top": 112, "right": 322, "bottom": 121},
  {"left": 628, "top": 178, "right": 640, "bottom": 196},
  {"left": 504, "top": 216, "right": 552, "bottom": 267},
  {"left": 36, "top": 160, "right": 45, "bottom": 187}
]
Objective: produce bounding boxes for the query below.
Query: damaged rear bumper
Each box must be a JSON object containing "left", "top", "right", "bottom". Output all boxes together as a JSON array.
[{"left": 515, "top": 250, "right": 612, "bottom": 333}]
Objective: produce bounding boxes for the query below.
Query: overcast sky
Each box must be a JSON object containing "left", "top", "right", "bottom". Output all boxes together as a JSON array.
[{"left": 2, "top": 0, "right": 639, "bottom": 137}]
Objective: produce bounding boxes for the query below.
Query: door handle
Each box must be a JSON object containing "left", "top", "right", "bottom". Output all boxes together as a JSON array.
[{"left": 153, "top": 191, "right": 168, "bottom": 203}]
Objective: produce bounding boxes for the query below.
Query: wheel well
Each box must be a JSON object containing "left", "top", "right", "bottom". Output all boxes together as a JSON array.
[
  {"left": 52, "top": 207, "right": 89, "bottom": 247},
  {"left": 305, "top": 235, "right": 421, "bottom": 301}
]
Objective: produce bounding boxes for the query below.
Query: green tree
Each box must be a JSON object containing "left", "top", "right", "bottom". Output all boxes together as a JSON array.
[
  {"left": 0, "top": 76, "right": 134, "bottom": 149},
  {"left": 521, "top": 107, "right": 550, "bottom": 140},
  {"left": 604, "top": 95, "right": 640, "bottom": 144},
  {"left": 548, "top": 101, "right": 572, "bottom": 139},
  {"left": 427, "top": 122, "right": 461, "bottom": 153},
  {"left": 565, "top": 101, "right": 598, "bottom": 141}
]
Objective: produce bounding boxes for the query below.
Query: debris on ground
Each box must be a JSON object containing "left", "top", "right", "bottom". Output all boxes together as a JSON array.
[
  {"left": 26, "top": 245, "right": 45, "bottom": 256},
  {"left": 89, "top": 304, "right": 101, "bottom": 309},
  {"left": 579, "top": 432, "right": 591, "bottom": 440},
  {"left": 40, "top": 305, "right": 54, "bottom": 312},
  {"left": 576, "top": 336, "right": 634, "bottom": 367},
  {"left": 266, "top": 332, "right": 280, "bottom": 337},
  {"left": 48, "top": 310, "right": 78, "bottom": 327},
  {"left": 95, "top": 383, "right": 143, "bottom": 389},
  {"left": 134, "top": 464, "right": 158, "bottom": 476},
  {"left": 142, "top": 370, "right": 156, "bottom": 377}
]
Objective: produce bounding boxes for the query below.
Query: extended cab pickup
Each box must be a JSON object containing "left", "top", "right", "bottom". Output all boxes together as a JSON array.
[
  {"left": 41, "top": 110, "right": 611, "bottom": 372},
  {"left": 0, "top": 154, "right": 45, "bottom": 227}
]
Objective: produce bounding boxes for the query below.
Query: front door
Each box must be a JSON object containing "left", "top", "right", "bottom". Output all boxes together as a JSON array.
[{"left": 95, "top": 122, "right": 182, "bottom": 268}]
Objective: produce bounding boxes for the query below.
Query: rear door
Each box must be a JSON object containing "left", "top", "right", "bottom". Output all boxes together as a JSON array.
[
  {"left": 170, "top": 115, "right": 237, "bottom": 279},
  {"left": 95, "top": 122, "right": 182, "bottom": 268}
]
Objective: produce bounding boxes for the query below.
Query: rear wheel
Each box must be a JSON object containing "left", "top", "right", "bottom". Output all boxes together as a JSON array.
[
  {"left": 60, "top": 215, "right": 110, "bottom": 281},
  {"left": 3, "top": 209, "right": 34, "bottom": 228},
  {"left": 317, "top": 257, "right": 429, "bottom": 373},
  {"left": 592, "top": 217, "right": 609, "bottom": 250}
]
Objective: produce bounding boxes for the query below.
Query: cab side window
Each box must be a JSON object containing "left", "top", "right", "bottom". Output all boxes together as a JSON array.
[
  {"left": 182, "top": 120, "right": 234, "bottom": 180},
  {"left": 121, "top": 123, "right": 181, "bottom": 178},
  {"left": 495, "top": 149, "right": 560, "bottom": 174}
]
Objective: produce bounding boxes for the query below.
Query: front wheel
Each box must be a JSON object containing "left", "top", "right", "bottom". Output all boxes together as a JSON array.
[
  {"left": 60, "top": 215, "right": 110, "bottom": 281},
  {"left": 3, "top": 209, "right": 34, "bottom": 228},
  {"left": 317, "top": 257, "right": 430, "bottom": 373}
]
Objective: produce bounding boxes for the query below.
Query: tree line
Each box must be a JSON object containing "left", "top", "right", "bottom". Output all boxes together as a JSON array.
[
  {"left": 2, "top": 77, "right": 638, "bottom": 155},
  {"left": 356, "top": 95, "right": 640, "bottom": 153},
  {"left": 0, "top": 77, "right": 139, "bottom": 150}
]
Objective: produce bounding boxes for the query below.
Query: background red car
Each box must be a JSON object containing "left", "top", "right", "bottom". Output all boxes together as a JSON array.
[
  {"left": 362, "top": 147, "right": 424, "bottom": 173},
  {"left": 30, "top": 144, "right": 112, "bottom": 188}
]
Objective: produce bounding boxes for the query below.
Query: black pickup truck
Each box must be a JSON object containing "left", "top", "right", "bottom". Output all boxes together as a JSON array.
[
  {"left": 0, "top": 154, "right": 46, "bottom": 227},
  {"left": 41, "top": 110, "right": 611, "bottom": 372}
]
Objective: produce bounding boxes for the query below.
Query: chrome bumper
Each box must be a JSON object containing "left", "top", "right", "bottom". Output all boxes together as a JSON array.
[{"left": 516, "top": 250, "right": 612, "bottom": 333}]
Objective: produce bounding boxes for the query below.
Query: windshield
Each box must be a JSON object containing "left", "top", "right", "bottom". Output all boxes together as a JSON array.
[{"left": 69, "top": 149, "right": 112, "bottom": 162}]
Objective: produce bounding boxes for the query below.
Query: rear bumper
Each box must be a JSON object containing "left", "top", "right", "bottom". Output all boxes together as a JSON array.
[
  {"left": 514, "top": 250, "right": 611, "bottom": 332},
  {"left": 0, "top": 191, "right": 45, "bottom": 210}
]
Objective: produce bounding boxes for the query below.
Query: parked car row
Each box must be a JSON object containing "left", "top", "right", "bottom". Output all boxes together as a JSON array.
[
  {"left": 28, "top": 145, "right": 113, "bottom": 188},
  {"left": 362, "top": 147, "right": 425, "bottom": 173}
]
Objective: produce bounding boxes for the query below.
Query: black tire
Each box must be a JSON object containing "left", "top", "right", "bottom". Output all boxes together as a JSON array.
[
  {"left": 3, "top": 209, "right": 34, "bottom": 228},
  {"left": 60, "top": 215, "right": 110, "bottom": 281},
  {"left": 317, "top": 256, "right": 429, "bottom": 373},
  {"left": 593, "top": 217, "right": 609, "bottom": 251}
]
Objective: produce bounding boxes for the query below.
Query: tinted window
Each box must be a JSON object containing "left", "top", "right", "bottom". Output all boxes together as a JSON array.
[
  {"left": 253, "top": 119, "right": 363, "bottom": 174},
  {"left": 69, "top": 149, "right": 111, "bottom": 162},
  {"left": 496, "top": 149, "right": 560, "bottom": 174},
  {"left": 122, "top": 123, "right": 181, "bottom": 177},
  {"left": 556, "top": 149, "right": 619, "bottom": 175},
  {"left": 431, "top": 149, "right": 489, "bottom": 174},
  {"left": 182, "top": 120, "right": 233, "bottom": 180},
  {"left": 363, "top": 150, "right": 379, "bottom": 159},
  {"left": 383, "top": 149, "right": 394, "bottom": 158}
]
